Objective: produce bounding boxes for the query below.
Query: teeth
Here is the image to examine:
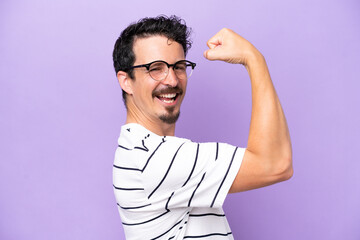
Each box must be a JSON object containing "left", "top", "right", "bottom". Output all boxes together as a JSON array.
[
  {"left": 158, "top": 93, "right": 176, "bottom": 98},
  {"left": 162, "top": 99, "right": 175, "bottom": 103}
]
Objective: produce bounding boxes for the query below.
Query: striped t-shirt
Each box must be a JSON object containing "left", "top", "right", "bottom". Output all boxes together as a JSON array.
[{"left": 113, "top": 123, "right": 245, "bottom": 239}]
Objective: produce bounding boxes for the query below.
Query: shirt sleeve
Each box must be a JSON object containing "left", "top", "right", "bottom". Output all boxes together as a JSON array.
[{"left": 140, "top": 139, "right": 245, "bottom": 210}]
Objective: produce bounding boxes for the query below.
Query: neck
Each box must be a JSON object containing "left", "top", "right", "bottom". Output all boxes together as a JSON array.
[{"left": 126, "top": 111, "right": 176, "bottom": 136}]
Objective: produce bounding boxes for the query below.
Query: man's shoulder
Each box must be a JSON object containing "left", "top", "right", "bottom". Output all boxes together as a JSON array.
[
  {"left": 117, "top": 123, "right": 239, "bottom": 153},
  {"left": 117, "top": 123, "right": 194, "bottom": 152}
]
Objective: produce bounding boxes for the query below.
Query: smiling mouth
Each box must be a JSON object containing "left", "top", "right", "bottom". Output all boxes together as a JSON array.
[{"left": 156, "top": 93, "right": 178, "bottom": 104}]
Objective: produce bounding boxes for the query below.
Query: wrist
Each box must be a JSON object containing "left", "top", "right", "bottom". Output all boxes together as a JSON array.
[
  {"left": 245, "top": 47, "right": 264, "bottom": 65},
  {"left": 244, "top": 49, "right": 266, "bottom": 73}
]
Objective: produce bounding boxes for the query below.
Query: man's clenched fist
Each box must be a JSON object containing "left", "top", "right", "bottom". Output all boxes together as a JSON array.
[{"left": 204, "top": 28, "right": 263, "bottom": 67}]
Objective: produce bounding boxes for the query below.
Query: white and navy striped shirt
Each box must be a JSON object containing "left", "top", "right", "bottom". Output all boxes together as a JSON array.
[{"left": 113, "top": 123, "right": 245, "bottom": 239}]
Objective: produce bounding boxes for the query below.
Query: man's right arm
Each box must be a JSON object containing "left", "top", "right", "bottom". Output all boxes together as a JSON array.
[{"left": 204, "top": 28, "right": 293, "bottom": 193}]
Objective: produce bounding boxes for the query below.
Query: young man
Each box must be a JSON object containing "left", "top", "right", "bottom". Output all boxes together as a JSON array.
[{"left": 112, "top": 15, "right": 293, "bottom": 239}]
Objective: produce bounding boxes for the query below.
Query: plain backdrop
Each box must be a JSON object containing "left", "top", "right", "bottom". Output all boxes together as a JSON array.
[{"left": 1, "top": 0, "right": 359, "bottom": 239}]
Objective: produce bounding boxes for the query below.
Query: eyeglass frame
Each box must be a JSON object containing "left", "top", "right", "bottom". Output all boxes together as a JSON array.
[{"left": 124, "top": 60, "right": 196, "bottom": 81}]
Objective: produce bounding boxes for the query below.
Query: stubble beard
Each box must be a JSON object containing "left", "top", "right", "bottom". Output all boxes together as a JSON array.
[{"left": 159, "top": 106, "right": 180, "bottom": 124}]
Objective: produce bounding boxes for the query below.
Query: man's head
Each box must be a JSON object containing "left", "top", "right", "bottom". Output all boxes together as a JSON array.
[
  {"left": 113, "top": 15, "right": 192, "bottom": 104},
  {"left": 113, "top": 15, "right": 193, "bottom": 126}
]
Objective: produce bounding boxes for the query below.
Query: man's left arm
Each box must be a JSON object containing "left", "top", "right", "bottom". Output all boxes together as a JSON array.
[{"left": 204, "top": 28, "right": 293, "bottom": 193}]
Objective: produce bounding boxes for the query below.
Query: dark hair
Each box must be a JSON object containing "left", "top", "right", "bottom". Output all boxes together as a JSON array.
[{"left": 112, "top": 15, "right": 192, "bottom": 105}]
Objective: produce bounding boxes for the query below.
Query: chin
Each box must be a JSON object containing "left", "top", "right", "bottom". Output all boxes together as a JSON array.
[{"left": 159, "top": 111, "right": 180, "bottom": 124}]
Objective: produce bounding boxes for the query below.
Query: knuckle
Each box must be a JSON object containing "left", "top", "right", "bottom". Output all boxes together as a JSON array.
[{"left": 222, "top": 28, "right": 232, "bottom": 33}]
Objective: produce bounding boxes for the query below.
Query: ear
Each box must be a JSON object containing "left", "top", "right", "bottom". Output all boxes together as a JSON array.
[{"left": 117, "top": 71, "right": 133, "bottom": 95}]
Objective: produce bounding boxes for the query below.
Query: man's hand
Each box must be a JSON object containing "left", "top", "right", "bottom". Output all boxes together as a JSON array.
[{"left": 203, "top": 28, "right": 262, "bottom": 66}]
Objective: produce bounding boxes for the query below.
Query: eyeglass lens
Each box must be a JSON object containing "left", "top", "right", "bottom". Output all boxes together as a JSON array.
[{"left": 148, "top": 61, "right": 193, "bottom": 81}]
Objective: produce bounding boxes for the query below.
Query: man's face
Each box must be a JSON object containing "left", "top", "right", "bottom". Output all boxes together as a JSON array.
[{"left": 127, "top": 35, "right": 187, "bottom": 125}]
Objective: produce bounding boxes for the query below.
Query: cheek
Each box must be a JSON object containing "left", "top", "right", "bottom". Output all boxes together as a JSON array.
[
  {"left": 181, "top": 79, "right": 188, "bottom": 94},
  {"left": 132, "top": 75, "right": 157, "bottom": 101},
  {"left": 138, "top": 81, "right": 158, "bottom": 103}
]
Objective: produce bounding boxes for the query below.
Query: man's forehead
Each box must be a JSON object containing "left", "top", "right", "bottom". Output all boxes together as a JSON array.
[{"left": 132, "top": 35, "right": 185, "bottom": 63}]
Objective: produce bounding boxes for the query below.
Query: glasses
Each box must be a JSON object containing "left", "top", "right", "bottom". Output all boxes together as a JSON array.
[{"left": 126, "top": 60, "right": 196, "bottom": 81}]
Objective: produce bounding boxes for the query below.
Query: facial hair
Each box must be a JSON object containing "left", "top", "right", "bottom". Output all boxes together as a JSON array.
[
  {"left": 153, "top": 86, "right": 183, "bottom": 124},
  {"left": 159, "top": 111, "right": 180, "bottom": 124}
]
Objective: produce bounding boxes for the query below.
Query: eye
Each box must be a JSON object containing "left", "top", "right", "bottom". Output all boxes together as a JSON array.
[
  {"left": 174, "top": 63, "right": 187, "bottom": 71},
  {"left": 149, "top": 62, "right": 165, "bottom": 72},
  {"left": 149, "top": 67, "right": 162, "bottom": 72}
]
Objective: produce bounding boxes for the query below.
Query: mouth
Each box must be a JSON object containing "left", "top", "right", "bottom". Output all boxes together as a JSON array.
[
  {"left": 156, "top": 93, "right": 179, "bottom": 104},
  {"left": 153, "top": 87, "right": 183, "bottom": 105}
]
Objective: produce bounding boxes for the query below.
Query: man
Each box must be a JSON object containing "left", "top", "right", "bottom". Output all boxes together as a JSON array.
[{"left": 112, "top": 15, "right": 293, "bottom": 240}]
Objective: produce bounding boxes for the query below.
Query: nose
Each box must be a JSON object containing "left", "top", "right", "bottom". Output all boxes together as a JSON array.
[{"left": 161, "top": 68, "right": 178, "bottom": 87}]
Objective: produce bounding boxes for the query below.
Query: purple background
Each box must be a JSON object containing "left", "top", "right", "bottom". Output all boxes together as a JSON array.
[{"left": 1, "top": 0, "right": 359, "bottom": 239}]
